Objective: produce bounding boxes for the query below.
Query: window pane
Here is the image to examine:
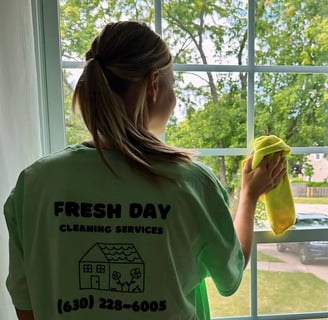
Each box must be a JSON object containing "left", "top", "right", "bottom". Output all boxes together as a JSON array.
[
  {"left": 60, "top": 0, "right": 154, "bottom": 61},
  {"left": 166, "top": 72, "right": 247, "bottom": 149},
  {"left": 289, "top": 154, "right": 328, "bottom": 183},
  {"left": 255, "top": 73, "right": 328, "bottom": 147},
  {"left": 255, "top": 0, "right": 328, "bottom": 66},
  {"left": 162, "top": 0, "right": 248, "bottom": 65},
  {"left": 62, "top": 69, "right": 249, "bottom": 148},
  {"left": 62, "top": 68, "right": 90, "bottom": 145},
  {"left": 302, "top": 154, "right": 328, "bottom": 185},
  {"left": 257, "top": 243, "right": 328, "bottom": 315},
  {"left": 256, "top": 159, "right": 328, "bottom": 232}
]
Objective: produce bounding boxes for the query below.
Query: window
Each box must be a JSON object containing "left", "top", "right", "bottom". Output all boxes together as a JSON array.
[
  {"left": 34, "top": 0, "right": 328, "bottom": 319},
  {"left": 96, "top": 264, "right": 106, "bottom": 273},
  {"left": 83, "top": 264, "right": 93, "bottom": 273}
]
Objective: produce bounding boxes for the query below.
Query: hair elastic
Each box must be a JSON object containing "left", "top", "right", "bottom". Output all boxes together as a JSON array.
[{"left": 93, "top": 54, "right": 105, "bottom": 68}]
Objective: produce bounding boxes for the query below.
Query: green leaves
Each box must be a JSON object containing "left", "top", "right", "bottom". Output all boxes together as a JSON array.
[{"left": 60, "top": 0, "right": 155, "bottom": 60}]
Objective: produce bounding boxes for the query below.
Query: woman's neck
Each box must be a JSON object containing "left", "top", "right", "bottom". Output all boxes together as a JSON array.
[{"left": 84, "top": 137, "right": 113, "bottom": 150}]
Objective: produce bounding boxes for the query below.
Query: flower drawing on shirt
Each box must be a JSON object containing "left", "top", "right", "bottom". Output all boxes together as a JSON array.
[
  {"left": 128, "top": 268, "right": 142, "bottom": 292},
  {"left": 112, "top": 271, "right": 122, "bottom": 281},
  {"left": 111, "top": 267, "right": 142, "bottom": 292},
  {"left": 131, "top": 268, "right": 142, "bottom": 280},
  {"left": 112, "top": 270, "right": 125, "bottom": 291}
]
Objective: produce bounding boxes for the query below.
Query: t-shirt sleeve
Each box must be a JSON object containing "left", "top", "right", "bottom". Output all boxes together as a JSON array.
[
  {"left": 193, "top": 162, "right": 244, "bottom": 297},
  {"left": 4, "top": 173, "right": 33, "bottom": 310}
]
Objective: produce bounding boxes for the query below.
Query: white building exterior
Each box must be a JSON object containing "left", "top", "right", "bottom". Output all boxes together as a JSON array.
[{"left": 306, "top": 153, "right": 328, "bottom": 182}]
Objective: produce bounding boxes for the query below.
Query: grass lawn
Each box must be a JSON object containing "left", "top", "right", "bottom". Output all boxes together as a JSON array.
[
  {"left": 294, "top": 197, "right": 328, "bottom": 204},
  {"left": 205, "top": 196, "right": 328, "bottom": 317},
  {"left": 257, "top": 251, "right": 283, "bottom": 262},
  {"left": 206, "top": 270, "right": 327, "bottom": 318}
]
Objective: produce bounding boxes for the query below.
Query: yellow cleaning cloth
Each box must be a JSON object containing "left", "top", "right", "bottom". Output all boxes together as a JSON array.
[{"left": 251, "top": 135, "right": 296, "bottom": 234}]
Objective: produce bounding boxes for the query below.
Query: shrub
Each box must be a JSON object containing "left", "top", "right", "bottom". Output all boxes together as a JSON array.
[{"left": 306, "top": 181, "right": 328, "bottom": 187}]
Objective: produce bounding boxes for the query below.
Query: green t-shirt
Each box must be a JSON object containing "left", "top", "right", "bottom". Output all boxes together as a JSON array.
[{"left": 4, "top": 144, "right": 244, "bottom": 320}]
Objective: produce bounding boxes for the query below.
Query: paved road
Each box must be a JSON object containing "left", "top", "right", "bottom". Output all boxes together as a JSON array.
[
  {"left": 255, "top": 203, "right": 328, "bottom": 282},
  {"left": 295, "top": 203, "right": 328, "bottom": 214},
  {"left": 257, "top": 243, "right": 328, "bottom": 283}
]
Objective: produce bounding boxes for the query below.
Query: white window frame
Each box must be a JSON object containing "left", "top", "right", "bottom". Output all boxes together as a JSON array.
[
  {"left": 32, "top": 0, "right": 328, "bottom": 319},
  {"left": 31, "top": 0, "right": 66, "bottom": 154}
]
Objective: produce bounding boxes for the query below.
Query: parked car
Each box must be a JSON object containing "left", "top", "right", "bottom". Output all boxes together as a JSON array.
[{"left": 277, "top": 213, "right": 328, "bottom": 264}]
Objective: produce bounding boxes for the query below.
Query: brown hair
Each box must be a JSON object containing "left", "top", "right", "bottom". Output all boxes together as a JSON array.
[{"left": 73, "top": 21, "right": 195, "bottom": 179}]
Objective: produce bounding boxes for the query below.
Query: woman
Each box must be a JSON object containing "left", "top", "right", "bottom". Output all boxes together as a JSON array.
[{"left": 5, "top": 21, "right": 286, "bottom": 320}]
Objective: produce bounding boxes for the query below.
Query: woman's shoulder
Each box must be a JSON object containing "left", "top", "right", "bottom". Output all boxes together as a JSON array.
[
  {"left": 157, "top": 159, "right": 222, "bottom": 188},
  {"left": 19, "top": 144, "right": 92, "bottom": 175}
]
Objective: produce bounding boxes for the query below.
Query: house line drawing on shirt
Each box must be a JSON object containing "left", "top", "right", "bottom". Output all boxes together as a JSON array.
[{"left": 79, "top": 243, "right": 145, "bottom": 293}]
